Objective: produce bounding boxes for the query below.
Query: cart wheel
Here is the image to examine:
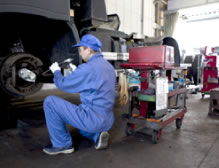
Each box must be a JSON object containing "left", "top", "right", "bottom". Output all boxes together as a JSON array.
[
  {"left": 202, "top": 93, "right": 204, "bottom": 99},
  {"left": 176, "top": 118, "right": 182, "bottom": 129},
  {"left": 125, "top": 123, "right": 134, "bottom": 136},
  {"left": 152, "top": 130, "right": 159, "bottom": 144}
]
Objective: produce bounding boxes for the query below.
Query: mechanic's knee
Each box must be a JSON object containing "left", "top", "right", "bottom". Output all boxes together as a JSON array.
[{"left": 43, "top": 95, "right": 57, "bottom": 108}]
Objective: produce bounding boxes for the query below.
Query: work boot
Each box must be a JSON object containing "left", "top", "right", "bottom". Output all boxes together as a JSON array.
[
  {"left": 43, "top": 144, "right": 74, "bottom": 155},
  {"left": 95, "top": 131, "right": 109, "bottom": 150}
]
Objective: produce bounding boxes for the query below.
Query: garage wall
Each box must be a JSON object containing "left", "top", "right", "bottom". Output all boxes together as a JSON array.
[
  {"left": 168, "top": 0, "right": 219, "bottom": 11},
  {"left": 105, "top": 0, "right": 155, "bottom": 37}
]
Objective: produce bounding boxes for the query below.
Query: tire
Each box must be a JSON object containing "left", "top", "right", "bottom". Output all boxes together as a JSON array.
[
  {"left": 202, "top": 93, "right": 205, "bottom": 99},
  {"left": 125, "top": 123, "right": 134, "bottom": 136},
  {"left": 152, "top": 130, "right": 159, "bottom": 144},
  {"left": 184, "top": 55, "right": 193, "bottom": 64},
  {"left": 192, "top": 55, "right": 202, "bottom": 85},
  {"left": 176, "top": 118, "right": 182, "bottom": 129}
]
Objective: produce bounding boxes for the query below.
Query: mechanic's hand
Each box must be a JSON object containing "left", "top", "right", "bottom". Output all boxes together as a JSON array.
[
  {"left": 69, "top": 63, "right": 77, "bottom": 72},
  {"left": 49, "top": 62, "right": 61, "bottom": 73}
]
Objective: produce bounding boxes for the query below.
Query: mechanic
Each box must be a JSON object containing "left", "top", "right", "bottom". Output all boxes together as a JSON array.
[{"left": 43, "top": 34, "right": 116, "bottom": 155}]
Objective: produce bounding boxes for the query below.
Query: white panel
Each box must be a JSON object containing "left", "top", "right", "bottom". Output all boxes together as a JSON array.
[
  {"left": 144, "top": 0, "right": 155, "bottom": 36},
  {"left": 105, "top": 0, "right": 154, "bottom": 36},
  {"left": 168, "top": 0, "right": 219, "bottom": 11}
]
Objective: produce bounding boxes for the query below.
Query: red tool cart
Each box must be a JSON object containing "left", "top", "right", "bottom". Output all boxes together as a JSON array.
[
  {"left": 201, "top": 46, "right": 219, "bottom": 98},
  {"left": 121, "top": 45, "right": 187, "bottom": 144}
]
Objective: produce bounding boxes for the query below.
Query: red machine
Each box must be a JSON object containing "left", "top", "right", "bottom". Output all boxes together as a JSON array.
[
  {"left": 121, "top": 45, "right": 187, "bottom": 143},
  {"left": 129, "top": 45, "right": 175, "bottom": 66},
  {"left": 201, "top": 46, "right": 219, "bottom": 98}
]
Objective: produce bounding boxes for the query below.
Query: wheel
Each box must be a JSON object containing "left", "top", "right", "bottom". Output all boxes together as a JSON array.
[
  {"left": 0, "top": 53, "right": 43, "bottom": 97},
  {"left": 176, "top": 118, "right": 182, "bottom": 129},
  {"left": 125, "top": 123, "right": 134, "bottom": 136},
  {"left": 202, "top": 93, "right": 205, "bottom": 99},
  {"left": 152, "top": 130, "right": 159, "bottom": 144}
]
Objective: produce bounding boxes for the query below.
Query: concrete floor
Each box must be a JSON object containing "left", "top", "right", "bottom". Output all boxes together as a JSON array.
[{"left": 0, "top": 86, "right": 219, "bottom": 168}]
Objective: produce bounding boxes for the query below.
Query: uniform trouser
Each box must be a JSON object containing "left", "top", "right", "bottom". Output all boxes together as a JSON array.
[{"left": 43, "top": 95, "right": 101, "bottom": 147}]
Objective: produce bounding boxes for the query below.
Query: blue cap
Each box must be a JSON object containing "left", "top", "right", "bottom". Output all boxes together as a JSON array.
[{"left": 73, "top": 34, "right": 102, "bottom": 52}]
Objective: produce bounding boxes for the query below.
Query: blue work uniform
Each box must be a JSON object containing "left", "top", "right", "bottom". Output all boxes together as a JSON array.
[{"left": 43, "top": 53, "right": 116, "bottom": 147}]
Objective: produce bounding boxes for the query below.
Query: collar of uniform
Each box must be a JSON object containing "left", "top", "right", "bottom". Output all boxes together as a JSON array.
[{"left": 89, "top": 52, "right": 102, "bottom": 62}]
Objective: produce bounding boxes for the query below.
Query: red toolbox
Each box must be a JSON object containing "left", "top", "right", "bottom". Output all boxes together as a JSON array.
[{"left": 128, "top": 45, "right": 175, "bottom": 68}]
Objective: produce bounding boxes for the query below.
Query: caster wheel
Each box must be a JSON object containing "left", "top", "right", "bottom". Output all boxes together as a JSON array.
[
  {"left": 125, "top": 123, "right": 134, "bottom": 136},
  {"left": 152, "top": 130, "right": 159, "bottom": 144},
  {"left": 176, "top": 118, "right": 182, "bottom": 129}
]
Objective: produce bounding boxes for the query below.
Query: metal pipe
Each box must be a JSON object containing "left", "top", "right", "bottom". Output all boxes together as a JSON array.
[{"left": 141, "top": 0, "right": 144, "bottom": 35}]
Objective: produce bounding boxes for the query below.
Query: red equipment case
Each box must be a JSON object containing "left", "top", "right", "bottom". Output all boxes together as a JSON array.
[{"left": 129, "top": 45, "right": 174, "bottom": 66}]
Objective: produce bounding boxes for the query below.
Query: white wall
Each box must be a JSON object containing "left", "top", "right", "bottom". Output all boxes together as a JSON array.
[
  {"left": 173, "top": 3, "right": 219, "bottom": 55},
  {"left": 174, "top": 19, "right": 219, "bottom": 50},
  {"left": 105, "top": 0, "right": 155, "bottom": 37},
  {"left": 168, "top": 0, "right": 219, "bottom": 12}
]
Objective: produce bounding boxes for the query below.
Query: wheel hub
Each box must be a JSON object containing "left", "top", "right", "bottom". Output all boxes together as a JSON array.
[{"left": 0, "top": 53, "right": 43, "bottom": 96}]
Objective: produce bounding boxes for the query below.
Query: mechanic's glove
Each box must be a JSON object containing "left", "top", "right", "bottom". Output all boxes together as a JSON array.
[
  {"left": 69, "top": 63, "right": 77, "bottom": 72},
  {"left": 49, "top": 62, "right": 61, "bottom": 73}
]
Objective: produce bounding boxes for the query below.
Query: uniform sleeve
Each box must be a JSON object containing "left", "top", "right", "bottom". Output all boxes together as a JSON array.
[{"left": 53, "top": 64, "right": 92, "bottom": 93}]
